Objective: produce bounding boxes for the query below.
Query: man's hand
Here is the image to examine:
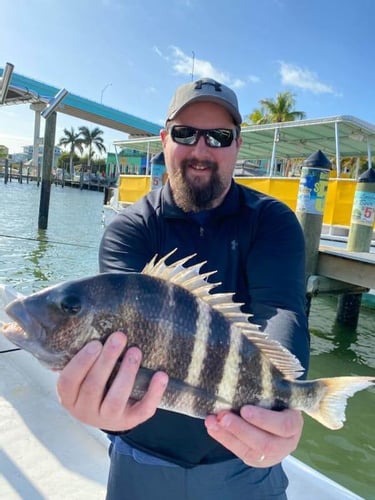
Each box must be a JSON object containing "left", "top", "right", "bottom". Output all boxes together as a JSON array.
[
  {"left": 57, "top": 332, "right": 168, "bottom": 431},
  {"left": 205, "top": 406, "right": 303, "bottom": 467}
]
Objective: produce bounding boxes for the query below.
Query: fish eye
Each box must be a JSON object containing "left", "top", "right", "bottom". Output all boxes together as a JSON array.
[{"left": 60, "top": 295, "right": 81, "bottom": 315}]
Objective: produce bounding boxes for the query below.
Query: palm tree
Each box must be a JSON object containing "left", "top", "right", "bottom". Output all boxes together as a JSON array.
[
  {"left": 78, "top": 126, "right": 106, "bottom": 168},
  {"left": 247, "top": 91, "right": 306, "bottom": 124},
  {"left": 58, "top": 127, "right": 84, "bottom": 175},
  {"left": 247, "top": 107, "right": 268, "bottom": 125}
]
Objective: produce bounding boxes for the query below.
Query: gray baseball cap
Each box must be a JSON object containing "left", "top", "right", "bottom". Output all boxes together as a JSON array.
[{"left": 166, "top": 78, "right": 242, "bottom": 126}]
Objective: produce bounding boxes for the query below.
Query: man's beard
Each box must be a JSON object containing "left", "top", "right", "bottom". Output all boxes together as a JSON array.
[{"left": 170, "top": 159, "right": 227, "bottom": 212}]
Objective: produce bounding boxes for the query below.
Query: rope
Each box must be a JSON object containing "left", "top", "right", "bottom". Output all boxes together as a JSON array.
[{"left": 0, "top": 233, "right": 95, "bottom": 249}]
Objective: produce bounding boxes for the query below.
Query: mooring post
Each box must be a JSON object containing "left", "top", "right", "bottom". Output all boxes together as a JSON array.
[
  {"left": 38, "top": 111, "right": 57, "bottom": 230},
  {"left": 18, "top": 161, "right": 23, "bottom": 184},
  {"left": 4, "top": 158, "right": 9, "bottom": 184},
  {"left": 336, "top": 167, "right": 375, "bottom": 327},
  {"left": 295, "top": 150, "right": 332, "bottom": 315}
]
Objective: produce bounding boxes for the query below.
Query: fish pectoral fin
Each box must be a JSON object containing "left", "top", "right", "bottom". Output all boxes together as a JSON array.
[{"left": 304, "top": 376, "right": 375, "bottom": 430}]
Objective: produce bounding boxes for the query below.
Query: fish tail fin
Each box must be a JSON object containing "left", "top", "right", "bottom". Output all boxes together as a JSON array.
[{"left": 304, "top": 376, "right": 374, "bottom": 430}]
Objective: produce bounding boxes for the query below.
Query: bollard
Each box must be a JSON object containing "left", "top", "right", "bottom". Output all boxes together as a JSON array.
[
  {"left": 336, "top": 167, "right": 375, "bottom": 327},
  {"left": 150, "top": 151, "right": 167, "bottom": 190},
  {"left": 296, "top": 150, "right": 332, "bottom": 314},
  {"left": 4, "top": 158, "right": 9, "bottom": 184}
]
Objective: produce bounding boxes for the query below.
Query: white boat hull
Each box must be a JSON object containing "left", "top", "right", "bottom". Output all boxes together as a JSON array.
[{"left": 0, "top": 334, "right": 363, "bottom": 499}]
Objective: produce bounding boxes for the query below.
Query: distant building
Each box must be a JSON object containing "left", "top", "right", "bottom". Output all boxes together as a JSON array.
[
  {"left": 0, "top": 145, "right": 9, "bottom": 159},
  {"left": 10, "top": 152, "right": 29, "bottom": 163},
  {"left": 106, "top": 148, "right": 147, "bottom": 176},
  {"left": 22, "top": 140, "right": 62, "bottom": 168}
]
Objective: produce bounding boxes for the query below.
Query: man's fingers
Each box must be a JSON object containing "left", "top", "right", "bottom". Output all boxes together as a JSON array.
[
  {"left": 205, "top": 407, "right": 304, "bottom": 467},
  {"left": 57, "top": 339, "right": 103, "bottom": 407},
  {"left": 240, "top": 406, "right": 303, "bottom": 438},
  {"left": 126, "top": 371, "right": 169, "bottom": 427},
  {"left": 56, "top": 331, "right": 168, "bottom": 431},
  {"left": 100, "top": 345, "right": 143, "bottom": 417}
]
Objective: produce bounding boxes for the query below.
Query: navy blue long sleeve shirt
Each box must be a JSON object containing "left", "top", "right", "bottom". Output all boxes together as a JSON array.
[{"left": 99, "top": 180, "right": 310, "bottom": 467}]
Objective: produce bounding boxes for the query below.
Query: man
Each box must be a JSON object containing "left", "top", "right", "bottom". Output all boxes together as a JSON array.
[{"left": 57, "top": 78, "right": 310, "bottom": 499}]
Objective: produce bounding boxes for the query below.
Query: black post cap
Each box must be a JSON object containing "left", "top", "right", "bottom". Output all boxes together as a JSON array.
[
  {"left": 151, "top": 151, "right": 165, "bottom": 165},
  {"left": 358, "top": 166, "right": 375, "bottom": 183},
  {"left": 303, "top": 150, "right": 332, "bottom": 170}
]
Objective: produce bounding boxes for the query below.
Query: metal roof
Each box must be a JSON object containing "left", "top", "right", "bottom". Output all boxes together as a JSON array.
[
  {"left": 113, "top": 115, "right": 375, "bottom": 164},
  {"left": 0, "top": 67, "right": 161, "bottom": 136}
]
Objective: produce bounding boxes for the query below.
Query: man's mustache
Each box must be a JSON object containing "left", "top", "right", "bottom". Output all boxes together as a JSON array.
[{"left": 181, "top": 158, "right": 218, "bottom": 171}]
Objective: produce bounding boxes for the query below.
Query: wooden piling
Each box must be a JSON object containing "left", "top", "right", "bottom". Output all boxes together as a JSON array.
[
  {"left": 38, "top": 111, "right": 57, "bottom": 230},
  {"left": 295, "top": 150, "right": 332, "bottom": 315},
  {"left": 4, "top": 158, "right": 9, "bottom": 184},
  {"left": 336, "top": 167, "right": 375, "bottom": 326},
  {"left": 18, "top": 161, "right": 23, "bottom": 184}
]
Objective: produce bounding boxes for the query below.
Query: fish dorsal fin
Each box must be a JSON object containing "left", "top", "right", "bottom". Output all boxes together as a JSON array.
[
  {"left": 142, "top": 249, "right": 304, "bottom": 380},
  {"left": 142, "top": 249, "right": 220, "bottom": 295}
]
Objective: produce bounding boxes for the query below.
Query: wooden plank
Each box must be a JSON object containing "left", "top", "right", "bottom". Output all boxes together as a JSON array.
[
  {"left": 317, "top": 246, "right": 375, "bottom": 289},
  {"left": 306, "top": 275, "right": 368, "bottom": 295}
]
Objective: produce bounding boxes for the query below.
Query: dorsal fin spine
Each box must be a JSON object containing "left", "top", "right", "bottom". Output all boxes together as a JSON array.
[{"left": 142, "top": 249, "right": 305, "bottom": 380}]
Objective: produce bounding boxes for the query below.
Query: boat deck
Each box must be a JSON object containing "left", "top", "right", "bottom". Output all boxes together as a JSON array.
[{"left": 0, "top": 336, "right": 363, "bottom": 500}]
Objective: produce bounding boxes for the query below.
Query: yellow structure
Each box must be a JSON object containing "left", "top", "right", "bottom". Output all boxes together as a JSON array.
[{"left": 116, "top": 175, "right": 362, "bottom": 228}]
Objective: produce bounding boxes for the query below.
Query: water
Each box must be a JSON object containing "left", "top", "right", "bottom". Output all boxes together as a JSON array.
[
  {"left": 0, "top": 181, "right": 104, "bottom": 291},
  {"left": 1, "top": 181, "right": 374, "bottom": 498}
]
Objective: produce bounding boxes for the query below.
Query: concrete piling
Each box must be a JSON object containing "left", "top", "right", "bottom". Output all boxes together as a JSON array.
[{"left": 336, "top": 167, "right": 375, "bottom": 327}]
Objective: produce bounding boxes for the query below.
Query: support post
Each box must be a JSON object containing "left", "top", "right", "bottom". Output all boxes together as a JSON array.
[
  {"left": 18, "top": 161, "right": 23, "bottom": 183},
  {"left": 295, "top": 150, "right": 332, "bottom": 315},
  {"left": 336, "top": 167, "right": 375, "bottom": 327},
  {"left": 4, "top": 158, "right": 8, "bottom": 184},
  {"left": 38, "top": 111, "right": 57, "bottom": 230},
  {"left": 269, "top": 127, "right": 279, "bottom": 177},
  {"left": 334, "top": 121, "right": 341, "bottom": 177},
  {"left": 30, "top": 102, "right": 45, "bottom": 179}
]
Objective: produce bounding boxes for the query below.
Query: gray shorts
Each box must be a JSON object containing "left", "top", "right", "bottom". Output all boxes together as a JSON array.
[{"left": 106, "top": 438, "right": 288, "bottom": 500}]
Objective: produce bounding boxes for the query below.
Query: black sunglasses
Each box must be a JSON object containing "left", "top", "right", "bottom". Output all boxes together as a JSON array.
[{"left": 169, "top": 125, "right": 238, "bottom": 148}]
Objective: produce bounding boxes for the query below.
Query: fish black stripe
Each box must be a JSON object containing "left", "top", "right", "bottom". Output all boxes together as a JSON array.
[
  {"left": 164, "top": 285, "right": 199, "bottom": 381},
  {"left": 231, "top": 340, "right": 264, "bottom": 411},
  {"left": 271, "top": 367, "right": 293, "bottom": 411},
  {"left": 124, "top": 277, "right": 196, "bottom": 382},
  {"left": 193, "top": 308, "right": 232, "bottom": 415}
]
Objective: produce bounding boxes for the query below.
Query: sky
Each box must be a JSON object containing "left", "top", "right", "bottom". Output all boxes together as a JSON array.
[{"left": 1, "top": 0, "right": 375, "bottom": 154}]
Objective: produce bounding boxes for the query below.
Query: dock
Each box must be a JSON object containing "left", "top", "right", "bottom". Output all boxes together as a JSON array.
[{"left": 318, "top": 246, "right": 375, "bottom": 290}]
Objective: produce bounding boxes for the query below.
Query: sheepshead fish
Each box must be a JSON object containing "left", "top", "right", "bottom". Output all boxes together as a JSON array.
[{"left": 1, "top": 250, "right": 374, "bottom": 430}]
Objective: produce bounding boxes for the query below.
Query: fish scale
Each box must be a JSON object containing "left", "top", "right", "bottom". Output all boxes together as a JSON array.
[{"left": 1, "top": 249, "right": 374, "bottom": 430}]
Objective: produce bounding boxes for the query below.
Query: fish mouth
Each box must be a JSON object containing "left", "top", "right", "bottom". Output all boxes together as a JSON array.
[
  {"left": 4, "top": 299, "right": 45, "bottom": 344},
  {"left": 3, "top": 299, "right": 67, "bottom": 370}
]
